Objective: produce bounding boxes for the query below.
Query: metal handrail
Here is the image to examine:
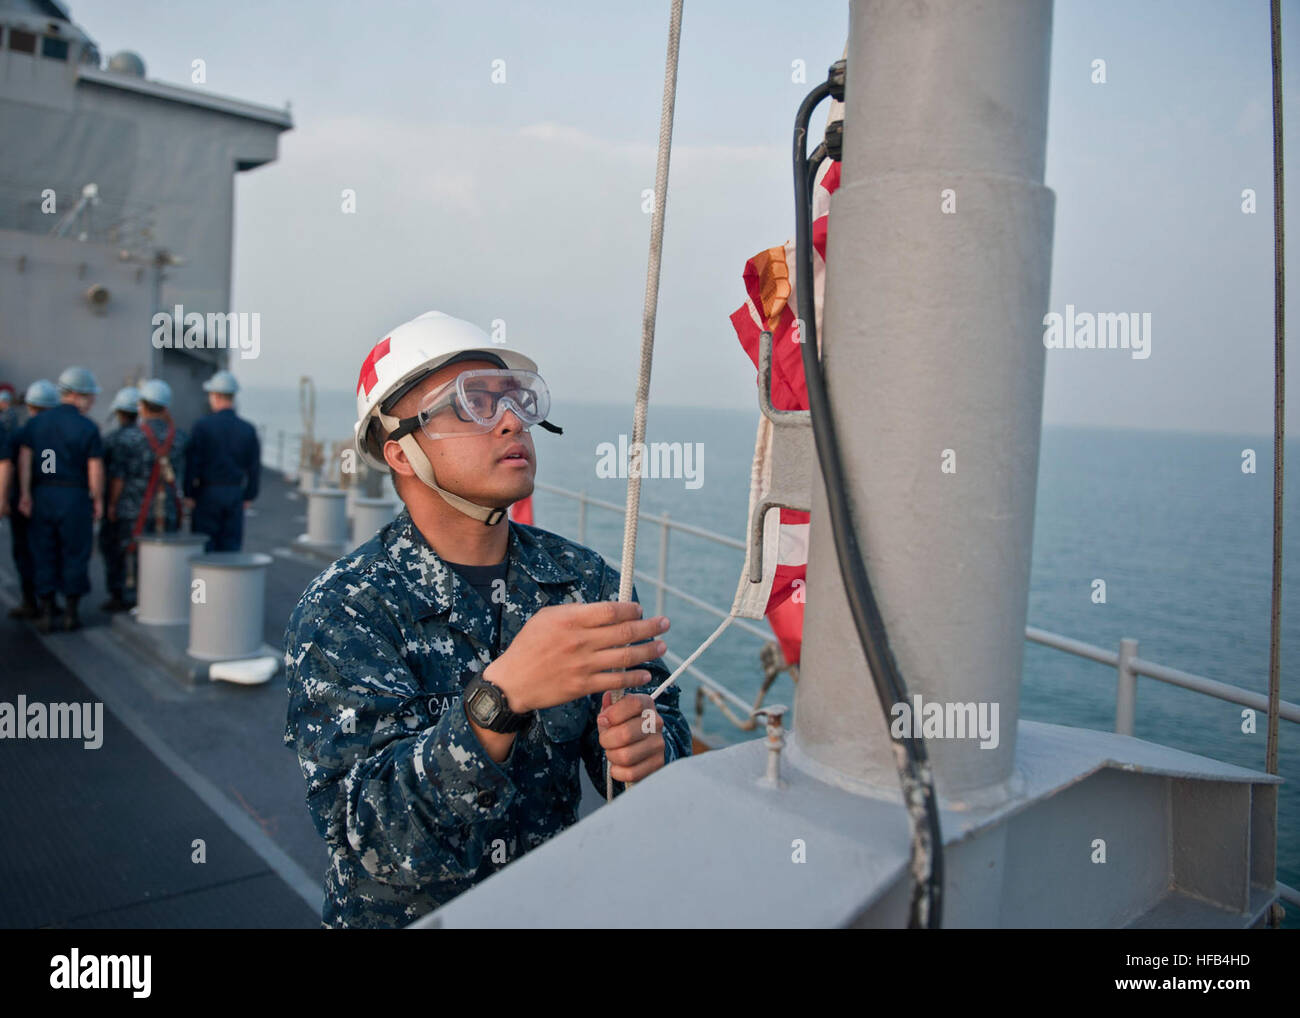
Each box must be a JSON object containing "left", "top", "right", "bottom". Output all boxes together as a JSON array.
[
  {"left": 533, "top": 481, "right": 745, "bottom": 548},
  {"left": 535, "top": 480, "right": 1300, "bottom": 738}
]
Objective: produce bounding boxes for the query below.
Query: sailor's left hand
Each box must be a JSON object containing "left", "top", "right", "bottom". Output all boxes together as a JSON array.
[{"left": 597, "top": 691, "right": 665, "bottom": 782}]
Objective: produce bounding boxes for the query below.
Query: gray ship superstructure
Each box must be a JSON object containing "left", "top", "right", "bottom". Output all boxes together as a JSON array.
[{"left": 0, "top": 0, "right": 290, "bottom": 426}]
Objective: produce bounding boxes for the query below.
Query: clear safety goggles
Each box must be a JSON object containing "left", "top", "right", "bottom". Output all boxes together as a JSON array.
[{"left": 387, "top": 369, "right": 551, "bottom": 441}]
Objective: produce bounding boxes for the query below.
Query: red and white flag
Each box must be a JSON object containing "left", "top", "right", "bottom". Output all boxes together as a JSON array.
[{"left": 727, "top": 146, "right": 842, "bottom": 668}]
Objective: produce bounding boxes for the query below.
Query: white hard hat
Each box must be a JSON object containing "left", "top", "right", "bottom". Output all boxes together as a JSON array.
[
  {"left": 203, "top": 369, "right": 240, "bottom": 395},
  {"left": 353, "top": 311, "right": 540, "bottom": 524},
  {"left": 138, "top": 377, "right": 172, "bottom": 408},
  {"left": 58, "top": 365, "right": 100, "bottom": 395}
]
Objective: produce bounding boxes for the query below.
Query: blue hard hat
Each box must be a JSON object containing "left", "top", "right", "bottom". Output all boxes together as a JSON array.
[
  {"left": 57, "top": 365, "right": 100, "bottom": 395},
  {"left": 111, "top": 386, "right": 141, "bottom": 413},
  {"left": 138, "top": 378, "right": 172, "bottom": 408},
  {"left": 24, "top": 379, "right": 60, "bottom": 408},
  {"left": 202, "top": 369, "right": 239, "bottom": 395}
]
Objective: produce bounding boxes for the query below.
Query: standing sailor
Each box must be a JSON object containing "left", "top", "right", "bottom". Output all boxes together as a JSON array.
[
  {"left": 98, "top": 386, "right": 140, "bottom": 612},
  {"left": 283, "top": 311, "right": 690, "bottom": 928},
  {"left": 108, "top": 379, "right": 187, "bottom": 594},
  {"left": 185, "top": 369, "right": 259, "bottom": 552},
  {"left": 16, "top": 367, "right": 104, "bottom": 632},
  {"left": 0, "top": 380, "right": 59, "bottom": 619}
]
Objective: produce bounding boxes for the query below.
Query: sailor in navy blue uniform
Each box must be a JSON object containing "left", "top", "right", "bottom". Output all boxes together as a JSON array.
[
  {"left": 1, "top": 380, "right": 59, "bottom": 619},
  {"left": 185, "top": 370, "right": 260, "bottom": 552},
  {"left": 16, "top": 367, "right": 104, "bottom": 632}
]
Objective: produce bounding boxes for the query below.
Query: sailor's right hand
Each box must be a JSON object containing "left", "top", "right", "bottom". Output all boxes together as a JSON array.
[
  {"left": 17, "top": 495, "right": 31, "bottom": 518},
  {"left": 484, "top": 601, "right": 670, "bottom": 714}
]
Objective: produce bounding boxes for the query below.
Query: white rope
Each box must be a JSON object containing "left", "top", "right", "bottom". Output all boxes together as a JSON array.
[
  {"left": 649, "top": 614, "right": 734, "bottom": 702},
  {"left": 608, "top": 0, "right": 685, "bottom": 802}
]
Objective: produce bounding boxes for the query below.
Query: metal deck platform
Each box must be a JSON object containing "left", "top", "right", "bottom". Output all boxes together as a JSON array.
[
  {"left": 0, "top": 617, "right": 317, "bottom": 928},
  {"left": 0, "top": 470, "right": 334, "bottom": 928}
]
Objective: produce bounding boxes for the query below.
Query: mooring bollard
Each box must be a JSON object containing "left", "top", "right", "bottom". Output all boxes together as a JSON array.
[
  {"left": 135, "top": 533, "right": 209, "bottom": 626},
  {"left": 187, "top": 552, "right": 274, "bottom": 660},
  {"left": 351, "top": 497, "right": 397, "bottom": 550},
  {"left": 298, "top": 468, "right": 317, "bottom": 494},
  {"left": 305, "top": 488, "right": 349, "bottom": 548}
]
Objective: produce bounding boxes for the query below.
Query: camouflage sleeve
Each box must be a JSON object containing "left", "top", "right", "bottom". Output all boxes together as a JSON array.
[
  {"left": 107, "top": 431, "right": 131, "bottom": 479},
  {"left": 284, "top": 596, "right": 522, "bottom": 886},
  {"left": 579, "top": 561, "right": 693, "bottom": 797}
]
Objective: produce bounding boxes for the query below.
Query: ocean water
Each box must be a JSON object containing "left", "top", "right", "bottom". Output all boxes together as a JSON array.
[{"left": 242, "top": 385, "right": 1298, "bottom": 913}]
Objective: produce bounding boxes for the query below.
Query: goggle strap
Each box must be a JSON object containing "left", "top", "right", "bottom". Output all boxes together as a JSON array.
[{"left": 396, "top": 434, "right": 506, "bottom": 525}]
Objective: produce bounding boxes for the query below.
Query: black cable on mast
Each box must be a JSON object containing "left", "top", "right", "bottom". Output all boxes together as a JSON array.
[{"left": 792, "top": 64, "right": 944, "bottom": 928}]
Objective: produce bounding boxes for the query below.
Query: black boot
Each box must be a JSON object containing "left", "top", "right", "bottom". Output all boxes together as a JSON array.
[
  {"left": 100, "top": 593, "right": 129, "bottom": 613},
  {"left": 64, "top": 595, "right": 81, "bottom": 632},
  {"left": 8, "top": 592, "right": 38, "bottom": 619},
  {"left": 34, "top": 596, "right": 56, "bottom": 634}
]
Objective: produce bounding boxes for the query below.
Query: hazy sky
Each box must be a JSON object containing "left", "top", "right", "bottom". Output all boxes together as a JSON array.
[{"left": 66, "top": 0, "right": 1299, "bottom": 435}]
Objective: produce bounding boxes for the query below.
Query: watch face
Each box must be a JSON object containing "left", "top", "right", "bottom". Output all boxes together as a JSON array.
[{"left": 467, "top": 686, "right": 499, "bottom": 725}]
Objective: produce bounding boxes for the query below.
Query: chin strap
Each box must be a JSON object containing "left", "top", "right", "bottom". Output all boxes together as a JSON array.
[{"left": 378, "top": 411, "right": 508, "bottom": 526}]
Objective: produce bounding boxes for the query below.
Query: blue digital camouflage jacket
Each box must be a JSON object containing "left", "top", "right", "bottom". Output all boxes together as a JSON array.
[
  {"left": 283, "top": 506, "right": 692, "bottom": 929},
  {"left": 109, "top": 418, "right": 188, "bottom": 529}
]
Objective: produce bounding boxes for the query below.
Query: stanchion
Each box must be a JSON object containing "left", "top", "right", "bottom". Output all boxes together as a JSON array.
[
  {"left": 135, "top": 533, "right": 208, "bottom": 625},
  {"left": 304, "top": 488, "right": 348, "bottom": 549},
  {"left": 351, "top": 497, "right": 397, "bottom": 550},
  {"left": 187, "top": 552, "right": 274, "bottom": 661}
]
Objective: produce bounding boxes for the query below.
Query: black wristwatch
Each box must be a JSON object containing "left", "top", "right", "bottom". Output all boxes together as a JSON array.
[{"left": 463, "top": 674, "right": 533, "bottom": 734}]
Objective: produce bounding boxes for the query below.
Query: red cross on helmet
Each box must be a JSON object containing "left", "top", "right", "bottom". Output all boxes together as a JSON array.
[{"left": 353, "top": 310, "right": 545, "bottom": 523}]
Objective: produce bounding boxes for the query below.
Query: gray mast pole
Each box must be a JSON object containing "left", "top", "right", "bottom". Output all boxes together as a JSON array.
[{"left": 795, "top": 0, "right": 1056, "bottom": 799}]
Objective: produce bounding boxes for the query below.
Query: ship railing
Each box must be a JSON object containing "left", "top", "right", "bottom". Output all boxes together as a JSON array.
[
  {"left": 257, "top": 428, "right": 308, "bottom": 480},
  {"left": 258, "top": 427, "right": 369, "bottom": 488},
  {"left": 532, "top": 480, "right": 1300, "bottom": 741},
  {"left": 533, "top": 481, "right": 1300, "bottom": 910},
  {"left": 244, "top": 454, "right": 1296, "bottom": 743},
  {"left": 256, "top": 426, "right": 292, "bottom": 476}
]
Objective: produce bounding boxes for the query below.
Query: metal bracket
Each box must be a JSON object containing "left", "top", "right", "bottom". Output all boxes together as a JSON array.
[
  {"left": 751, "top": 704, "right": 789, "bottom": 789},
  {"left": 748, "top": 330, "right": 814, "bottom": 583}
]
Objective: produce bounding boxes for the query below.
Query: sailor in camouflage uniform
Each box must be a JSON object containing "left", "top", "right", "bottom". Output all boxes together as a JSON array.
[
  {"left": 98, "top": 385, "right": 140, "bottom": 612},
  {"left": 284, "top": 311, "right": 691, "bottom": 928},
  {"left": 107, "top": 378, "right": 188, "bottom": 544}
]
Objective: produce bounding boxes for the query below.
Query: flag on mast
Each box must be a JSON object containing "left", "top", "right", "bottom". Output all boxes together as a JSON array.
[{"left": 727, "top": 124, "right": 842, "bottom": 668}]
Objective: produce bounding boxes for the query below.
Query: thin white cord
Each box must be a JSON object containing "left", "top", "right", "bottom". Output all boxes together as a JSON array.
[{"left": 649, "top": 615, "right": 735, "bottom": 702}]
